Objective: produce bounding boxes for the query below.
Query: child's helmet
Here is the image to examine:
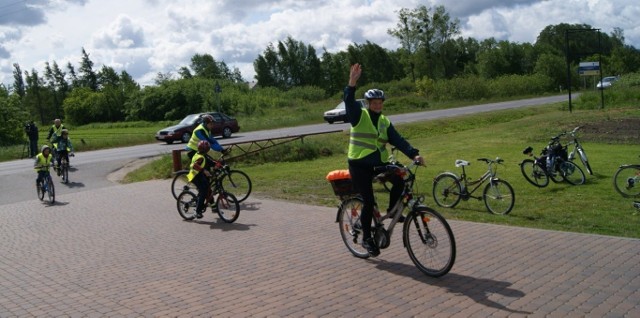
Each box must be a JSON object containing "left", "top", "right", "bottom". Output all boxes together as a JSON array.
[
  {"left": 41, "top": 145, "right": 50, "bottom": 152},
  {"left": 61, "top": 129, "right": 69, "bottom": 136},
  {"left": 197, "top": 140, "right": 210, "bottom": 153}
]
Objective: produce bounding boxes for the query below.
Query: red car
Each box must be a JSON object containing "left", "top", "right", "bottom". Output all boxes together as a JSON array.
[{"left": 155, "top": 112, "right": 240, "bottom": 144}]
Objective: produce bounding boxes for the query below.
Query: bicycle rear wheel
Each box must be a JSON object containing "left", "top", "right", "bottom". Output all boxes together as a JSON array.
[
  {"left": 176, "top": 191, "right": 198, "bottom": 220},
  {"left": 403, "top": 206, "right": 455, "bottom": 277},
  {"left": 337, "top": 197, "right": 370, "bottom": 258},
  {"left": 432, "top": 173, "right": 462, "bottom": 208},
  {"left": 483, "top": 179, "right": 515, "bottom": 215},
  {"left": 520, "top": 159, "right": 549, "bottom": 187},
  {"left": 558, "top": 160, "right": 585, "bottom": 185},
  {"left": 613, "top": 165, "right": 640, "bottom": 197},
  {"left": 171, "top": 170, "right": 194, "bottom": 200},
  {"left": 46, "top": 176, "right": 55, "bottom": 204},
  {"left": 221, "top": 170, "right": 252, "bottom": 203},
  {"left": 216, "top": 191, "right": 240, "bottom": 223}
]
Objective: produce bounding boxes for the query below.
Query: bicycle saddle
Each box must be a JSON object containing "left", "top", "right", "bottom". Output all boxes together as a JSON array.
[{"left": 455, "top": 159, "right": 469, "bottom": 167}]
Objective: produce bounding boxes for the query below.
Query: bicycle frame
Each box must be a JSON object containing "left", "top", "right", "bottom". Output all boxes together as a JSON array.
[
  {"left": 336, "top": 161, "right": 424, "bottom": 244},
  {"left": 454, "top": 160, "right": 494, "bottom": 200}
]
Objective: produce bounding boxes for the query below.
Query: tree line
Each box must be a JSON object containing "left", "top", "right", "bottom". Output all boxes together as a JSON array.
[{"left": 1, "top": 4, "right": 639, "bottom": 146}]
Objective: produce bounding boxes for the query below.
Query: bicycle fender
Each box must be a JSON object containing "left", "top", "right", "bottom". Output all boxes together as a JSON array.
[
  {"left": 335, "top": 206, "right": 342, "bottom": 223},
  {"left": 433, "top": 172, "right": 459, "bottom": 184}
]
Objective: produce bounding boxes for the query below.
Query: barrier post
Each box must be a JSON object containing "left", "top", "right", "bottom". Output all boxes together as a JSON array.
[{"left": 172, "top": 149, "right": 183, "bottom": 172}]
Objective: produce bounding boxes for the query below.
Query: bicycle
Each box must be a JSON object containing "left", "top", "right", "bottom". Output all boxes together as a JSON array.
[
  {"left": 330, "top": 160, "right": 456, "bottom": 277},
  {"left": 432, "top": 157, "right": 515, "bottom": 215},
  {"left": 36, "top": 167, "right": 55, "bottom": 204},
  {"left": 54, "top": 152, "right": 74, "bottom": 184},
  {"left": 519, "top": 133, "right": 586, "bottom": 187},
  {"left": 171, "top": 153, "right": 252, "bottom": 203},
  {"left": 566, "top": 126, "right": 593, "bottom": 175},
  {"left": 176, "top": 163, "right": 240, "bottom": 223},
  {"left": 613, "top": 156, "right": 640, "bottom": 198}
]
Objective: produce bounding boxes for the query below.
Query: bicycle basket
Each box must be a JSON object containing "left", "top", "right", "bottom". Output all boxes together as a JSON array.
[{"left": 326, "top": 170, "right": 357, "bottom": 197}]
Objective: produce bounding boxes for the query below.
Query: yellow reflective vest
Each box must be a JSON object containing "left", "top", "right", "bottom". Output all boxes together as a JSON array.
[
  {"left": 348, "top": 110, "right": 390, "bottom": 162},
  {"left": 187, "top": 153, "right": 206, "bottom": 182},
  {"left": 186, "top": 124, "right": 209, "bottom": 152},
  {"left": 34, "top": 153, "right": 52, "bottom": 172}
]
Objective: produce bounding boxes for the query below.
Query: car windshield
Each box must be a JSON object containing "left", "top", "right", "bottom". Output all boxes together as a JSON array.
[
  {"left": 603, "top": 77, "right": 617, "bottom": 83},
  {"left": 335, "top": 102, "right": 345, "bottom": 110},
  {"left": 178, "top": 114, "right": 200, "bottom": 125}
]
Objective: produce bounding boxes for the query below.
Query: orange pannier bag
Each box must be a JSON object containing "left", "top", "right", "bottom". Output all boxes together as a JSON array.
[{"left": 326, "top": 170, "right": 357, "bottom": 197}]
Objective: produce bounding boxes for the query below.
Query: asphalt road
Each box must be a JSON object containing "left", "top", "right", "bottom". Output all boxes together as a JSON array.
[{"left": 0, "top": 94, "right": 569, "bottom": 205}]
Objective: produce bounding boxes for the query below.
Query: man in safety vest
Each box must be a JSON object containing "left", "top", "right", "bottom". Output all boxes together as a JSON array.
[
  {"left": 47, "top": 119, "right": 66, "bottom": 159},
  {"left": 185, "top": 114, "right": 225, "bottom": 159},
  {"left": 344, "top": 63, "right": 424, "bottom": 257}
]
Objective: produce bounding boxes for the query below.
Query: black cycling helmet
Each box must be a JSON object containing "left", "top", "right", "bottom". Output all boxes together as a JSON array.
[{"left": 364, "top": 89, "right": 385, "bottom": 101}]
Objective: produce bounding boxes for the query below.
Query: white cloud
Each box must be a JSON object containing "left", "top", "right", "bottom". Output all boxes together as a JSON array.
[{"left": 0, "top": 0, "right": 638, "bottom": 87}]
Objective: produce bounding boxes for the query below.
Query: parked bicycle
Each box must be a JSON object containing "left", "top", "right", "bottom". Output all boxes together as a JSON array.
[
  {"left": 36, "top": 166, "right": 55, "bottom": 204},
  {"left": 566, "top": 126, "right": 593, "bottom": 175},
  {"left": 171, "top": 153, "right": 252, "bottom": 202},
  {"left": 613, "top": 156, "right": 640, "bottom": 198},
  {"left": 176, "top": 162, "right": 240, "bottom": 223},
  {"left": 520, "top": 133, "right": 586, "bottom": 187},
  {"left": 329, "top": 160, "right": 456, "bottom": 277},
  {"left": 433, "top": 157, "right": 515, "bottom": 215}
]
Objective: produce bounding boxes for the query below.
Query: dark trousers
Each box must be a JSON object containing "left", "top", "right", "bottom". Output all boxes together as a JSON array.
[
  {"left": 193, "top": 172, "right": 210, "bottom": 214},
  {"left": 348, "top": 163, "right": 404, "bottom": 240},
  {"left": 29, "top": 139, "right": 38, "bottom": 157}
]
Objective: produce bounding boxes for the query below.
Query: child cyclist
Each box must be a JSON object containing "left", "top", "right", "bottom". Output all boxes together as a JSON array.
[
  {"left": 34, "top": 145, "right": 53, "bottom": 189},
  {"left": 187, "top": 140, "right": 217, "bottom": 219},
  {"left": 54, "top": 129, "right": 74, "bottom": 170}
]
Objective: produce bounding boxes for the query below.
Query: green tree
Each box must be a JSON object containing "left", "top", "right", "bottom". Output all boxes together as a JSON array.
[
  {"left": 254, "top": 36, "right": 322, "bottom": 89},
  {"left": 12, "top": 63, "right": 25, "bottom": 98},
  {"left": 0, "top": 85, "right": 28, "bottom": 145},
  {"left": 387, "top": 5, "right": 460, "bottom": 80},
  {"left": 78, "top": 48, "right": 98, "bottom": 91}
]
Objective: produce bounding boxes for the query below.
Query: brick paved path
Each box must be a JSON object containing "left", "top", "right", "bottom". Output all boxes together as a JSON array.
[{"left": 1, "top": 180, "right": 639, "bottom": 317}]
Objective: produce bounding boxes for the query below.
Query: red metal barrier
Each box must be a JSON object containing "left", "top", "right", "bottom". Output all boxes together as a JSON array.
[{"left": 172, "top": 149, "right": 183, "bottom": 172}]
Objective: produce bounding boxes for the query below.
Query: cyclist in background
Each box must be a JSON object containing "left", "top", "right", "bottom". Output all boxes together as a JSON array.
[
  {"left": 185, "top": 114, "right": 225, "bottom": 159},
  {"left": 54, "top": 129, "right": 74, "bottom": 170},
  {"left": 47, "top": 119, "right": 66, "bottom": 160},
  {"left": 344, "top": 63, "right": 424, "bottom": 257}
]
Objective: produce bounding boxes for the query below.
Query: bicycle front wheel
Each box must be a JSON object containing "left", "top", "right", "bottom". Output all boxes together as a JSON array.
[
  {"left": 176, "top": 191, "right": 198, "bottom": 220},
  {"left": 337, "top": 197, "right": 370, "bottom": 258},
  {"left": 36, "top": 180, "right": 44, "bottom": 200},
  {"left": 171, "top": 170, "right": 194, "bottom": 200},
  {"left": 558, "top": 160, "right": 585, "bottom": 185},
  {"left": 62, "top": 164, "right": 69, "bottom": 184},
  {"left": 403, "top": 206, "right": 455, "bottom": 277},
  {"left": 520, "top": 159, "right": 549, "bottom": 187},
  {"left": 432, "top": 173, "right": 462, "bottom": 208},
  {"left": 483, "top": 179, "right": 515, "bottom": 215},
  {"left": 216, "top": 191, "right": 240, "bottom": 223},
  {"left": 221, "top": 170, "right": 252, "bottom": 203},
  {"left": 577, "top": 147, "right": 593, "bottom": 175},
  {"left": 613, "top": 165, "right": 640, "bottom": 197},
  {"left": 46, "top": 176, "right": 55, "bottom": 204}
]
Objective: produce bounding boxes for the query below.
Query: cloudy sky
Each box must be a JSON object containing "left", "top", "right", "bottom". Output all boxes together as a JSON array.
[{"left": 0, "top": 0, "right": 638, "bottom": 87}]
